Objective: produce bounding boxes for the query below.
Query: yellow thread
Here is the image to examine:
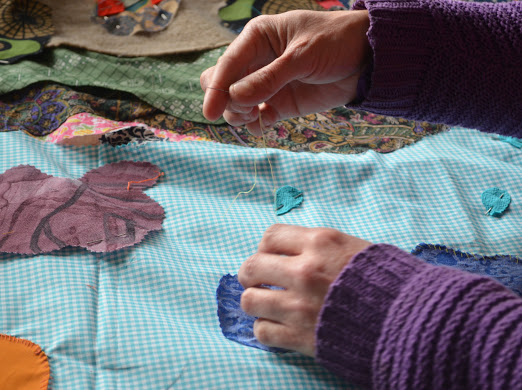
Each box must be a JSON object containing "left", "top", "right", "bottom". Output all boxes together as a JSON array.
[
  {"left": 259, "top": 113, "right": 278, "bottom": 216},
  {"left": 222, "top": 159, "right": 259, "bottom": 217},
  {"left": 222, "top": 109, "right": 279, "bottom": 218}
]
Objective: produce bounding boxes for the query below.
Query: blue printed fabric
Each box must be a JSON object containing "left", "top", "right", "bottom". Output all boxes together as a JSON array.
[
  {"left": 412, "top": 243, "right": 522, "bottom": 297},
  {"left": 217, "top": 274, "right": 287, "bottom": 353},
  {"left": 0, "top": 127, "right": 521, "bottom": 389}
]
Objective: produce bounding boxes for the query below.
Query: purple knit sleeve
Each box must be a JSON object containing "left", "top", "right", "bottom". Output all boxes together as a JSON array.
[
  {"left": 315, "top": 243, "right": 522, "bottom": 389},
  {"left": 348, "top": 0, "right": 522, "bottom": 137}
]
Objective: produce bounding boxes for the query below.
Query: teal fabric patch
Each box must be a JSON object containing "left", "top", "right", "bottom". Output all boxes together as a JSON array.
[
  {"left": 499, "top": 135, "right": 522, "bottom": 148},
  {"left": 482, "top": 187, "right": 511, "bottom": 217},
  {"left": 275, "top": 185, "right": 303, "bottom": 215}
]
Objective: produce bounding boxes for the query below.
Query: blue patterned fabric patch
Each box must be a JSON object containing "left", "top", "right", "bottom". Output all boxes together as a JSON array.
[
  {"left": 216, "top": 274, "right": 288, "bottom": 353},
  {"left": 412, "top": 243, "right": 522, "bottom": 297},
  {"left": 275, "top": 185, "right": 303, "bottom": 215}
]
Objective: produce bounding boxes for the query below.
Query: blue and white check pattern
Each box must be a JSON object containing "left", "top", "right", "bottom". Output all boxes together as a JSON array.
[{"left": 0, "top": 128, "right": 520, "bottom": 389}]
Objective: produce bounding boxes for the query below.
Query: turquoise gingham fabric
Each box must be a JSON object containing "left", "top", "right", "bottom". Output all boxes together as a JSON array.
[{"left": 0, "top": 127, "right": 521, "bottom": 389}]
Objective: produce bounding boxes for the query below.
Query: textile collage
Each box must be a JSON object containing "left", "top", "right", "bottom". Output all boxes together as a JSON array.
[{"left": 0, "top": 1, "right": 520, "bottom": 389}]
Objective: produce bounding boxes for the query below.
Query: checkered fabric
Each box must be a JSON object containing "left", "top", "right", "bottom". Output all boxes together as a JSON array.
[{"left": 0, "top": 127, "right": 520, "bottom": 389}]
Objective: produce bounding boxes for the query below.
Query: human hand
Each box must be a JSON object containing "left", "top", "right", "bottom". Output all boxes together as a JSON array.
[
  {"left": 200, "top": 10, "right": 370, "bottom": 135},
  {"left": 238, "top": 224, "right": 372, "bottom": 356}
]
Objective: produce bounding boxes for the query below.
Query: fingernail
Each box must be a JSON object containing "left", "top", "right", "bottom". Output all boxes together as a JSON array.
[{"left": 231, "top": 80, "right": 252, "bottom": 97}]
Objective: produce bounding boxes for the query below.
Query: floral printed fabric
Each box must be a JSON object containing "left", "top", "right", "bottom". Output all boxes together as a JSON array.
[
  {"left": 45, "top": 112, "right": 208, "bottom": 145},
  {"left": 1, "top": 82, "right": 446, "bottom": 153},
  {"left": 0, "top": 82, "right": 157, "bottom": 136}
]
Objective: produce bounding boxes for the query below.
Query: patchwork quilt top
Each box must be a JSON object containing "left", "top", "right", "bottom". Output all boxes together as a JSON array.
[{"left": 0, "top": 128, "right": 520, "bottom": 389}]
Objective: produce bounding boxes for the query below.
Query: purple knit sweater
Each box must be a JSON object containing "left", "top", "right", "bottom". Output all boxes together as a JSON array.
[{"left": 315, "top": 1, "right": 522, "bottom": 388}]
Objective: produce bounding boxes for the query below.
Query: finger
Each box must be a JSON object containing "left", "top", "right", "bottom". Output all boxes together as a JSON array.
[
  {"left": 253, "top": 318, "right": 315, "bottom": 356},
  {"left": 226, "top": 101, "right": 255, "bottom": 115},
  {"left": 257, "top": 224, "right": 310, "bottom": 256},
  {"left": 201, "top": 20, "right": 277, "bottom": 122},
  {"left": 229, "top": 51, "right": 308, "bottom": 108},
  {"left": 223, "top": 106, "right": 259, "bottom": 127},
  {"left": 244, "top": 103, "right": 279, "bottom": 137},
  {"left": 240, "top": 287, "right": 288, "bottom": 320},
  {"left": 238, "top": 252, "right": 295, "bottom": 289}
]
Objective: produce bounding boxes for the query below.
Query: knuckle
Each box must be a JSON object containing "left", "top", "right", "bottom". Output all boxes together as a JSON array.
[
  {"left": 244, "top": 15, "right": 271, "bottom": 33},
  {"left": 257, "top": 66, "right": 279, "bottom": 90},
  {"left": 238, "top": 254, "right": 258, "bottom": 285},
  {"left": 240, "top": 288, "right": 256, "bottom": 313},
  {"left": 294, "top": 261, "right": 316, "bottom": 283},
  {"left": 307, "top": 227, "right": 341, "bottom": 247},
  {"left": 253, "top": 320, "right": 272, "bottom": 345}
]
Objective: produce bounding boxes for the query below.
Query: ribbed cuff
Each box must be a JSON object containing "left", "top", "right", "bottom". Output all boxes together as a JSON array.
[
  {"left": 315, "top": 243, "right": 428, "bottom": 387},
  {"left": 347, "top": 0, "right": 437, "bottom": 117}
]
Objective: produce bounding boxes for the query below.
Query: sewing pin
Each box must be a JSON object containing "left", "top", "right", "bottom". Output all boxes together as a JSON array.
[
  {"left": 87, "top": 239, "right": 103, "bottom": 245},
  {"left": 485, "top": 193, "right": 504, "bottom": 215},
  {"left": 275, "top": 194, "right": 303, "bottom": 210}
]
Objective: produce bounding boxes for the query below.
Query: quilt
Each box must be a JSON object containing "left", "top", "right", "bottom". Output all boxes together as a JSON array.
[{"left": 0, "top": 127, "right": 521, "bottom": 389}]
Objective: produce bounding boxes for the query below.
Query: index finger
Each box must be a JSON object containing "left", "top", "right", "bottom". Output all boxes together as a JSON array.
[
  {"left": 258, "top": 224, "right": 310, "bottom": 256},
  {"left": 201, "top": 21, "right": 276, "bottom": 122}
]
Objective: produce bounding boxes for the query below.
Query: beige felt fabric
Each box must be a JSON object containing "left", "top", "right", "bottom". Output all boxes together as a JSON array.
[{"left": 41, "top": 0, "right": 237, "bottom": 56}]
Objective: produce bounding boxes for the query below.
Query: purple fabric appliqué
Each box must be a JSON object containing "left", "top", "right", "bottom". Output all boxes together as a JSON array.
[
  {"left": 216, "top": 274, "right": 288, "bottom": 353},
  {"left": 0, "top": 161, "right": 165, "bottom": 254}
]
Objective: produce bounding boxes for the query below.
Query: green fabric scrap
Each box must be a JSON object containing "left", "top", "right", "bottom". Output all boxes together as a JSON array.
[
  {"left": 0, "top": 38, "right": 42, "bottom": 62},
  {"left": 0, "top": 46, "right": 226, "bottom": 124}
]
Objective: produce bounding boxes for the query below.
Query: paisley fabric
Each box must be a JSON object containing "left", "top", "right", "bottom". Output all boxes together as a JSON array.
[
  {"left": 0, "top": 161, "right": 165, "bottom": 254},
  {"left": 1, "top": 82, "right": 446, "bottom": 153},
  {"left": 143, "top": 108, "right": 448, "bottom": 154},
  {"left": 0, "top": 82, "right": 157, "bottom": 136}
]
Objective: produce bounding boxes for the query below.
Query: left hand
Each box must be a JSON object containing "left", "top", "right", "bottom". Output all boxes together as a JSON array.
[{"left": 238, "top": 224, "right": 372, "bottom": 356}]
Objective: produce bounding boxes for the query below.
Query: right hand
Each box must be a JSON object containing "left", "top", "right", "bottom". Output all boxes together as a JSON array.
[{"left": 200, "top": 10, "right": 371, "bottom": 135}]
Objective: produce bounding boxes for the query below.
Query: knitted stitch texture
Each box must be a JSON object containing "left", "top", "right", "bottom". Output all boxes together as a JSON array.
[
  {"left": 316, "top": 244, "right": 522, "bottom": 389},
  {"left": 349, "top": 0, "right": 522, "bottom": 136}
]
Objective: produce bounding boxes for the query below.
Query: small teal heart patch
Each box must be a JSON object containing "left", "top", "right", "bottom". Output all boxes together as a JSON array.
[
  {"left": 275, "top": 185, "right": 303, "bottom": 215},
  {"left": 482, "top": 187, "right": 511, "bottom": 217}
]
